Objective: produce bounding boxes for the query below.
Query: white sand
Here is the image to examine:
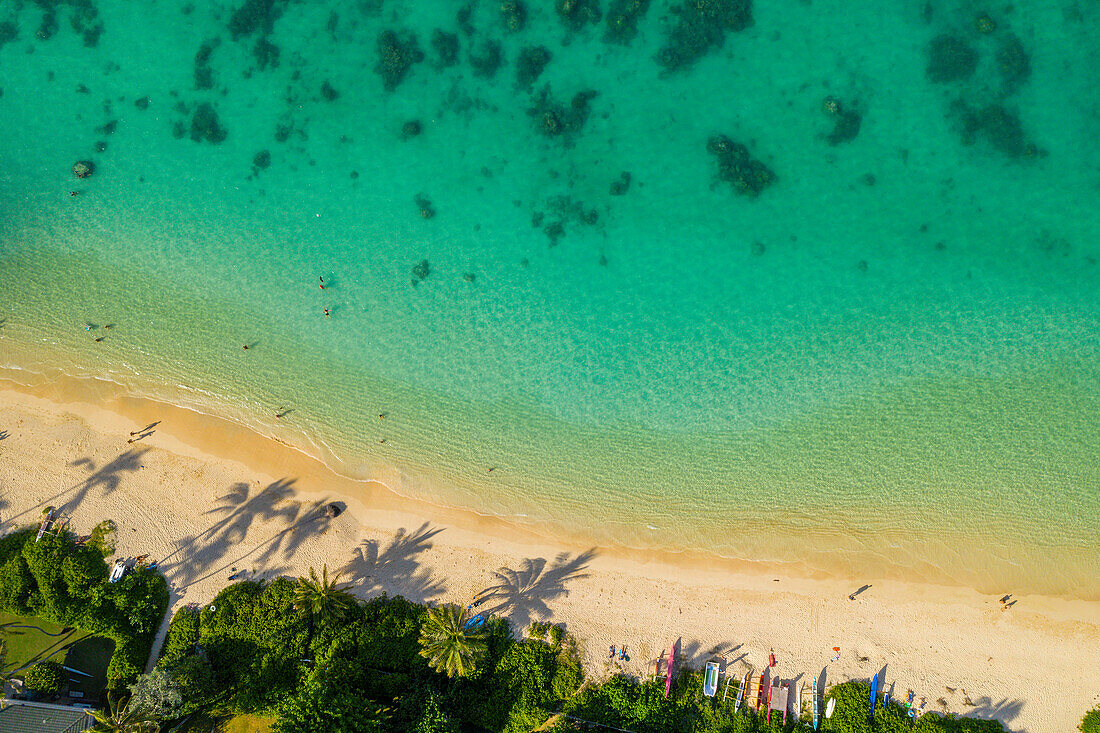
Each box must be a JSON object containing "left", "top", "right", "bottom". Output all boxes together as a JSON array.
[{"left": 0, "top": 380, "right": 1097, "bottom": 733}]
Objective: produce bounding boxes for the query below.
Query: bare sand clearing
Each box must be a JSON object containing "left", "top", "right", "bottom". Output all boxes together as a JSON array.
[{"left": 0, "top": 381, "right": 1098, "bottom": 733}]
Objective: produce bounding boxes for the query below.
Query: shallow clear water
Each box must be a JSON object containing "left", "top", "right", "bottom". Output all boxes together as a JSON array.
[{"left": 1, "top": 0, "right": 1098, "bottom": 596}]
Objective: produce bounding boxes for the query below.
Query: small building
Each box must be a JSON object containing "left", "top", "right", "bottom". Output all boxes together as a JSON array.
[{"left": 0, "top": 699, "right": 94, "bottom": 732}]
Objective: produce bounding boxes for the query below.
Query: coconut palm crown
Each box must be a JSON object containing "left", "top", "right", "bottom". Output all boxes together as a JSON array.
[
  {"left": 418, "top": 603, "right": 489, "bottom": 678},
  {"left": 88, "top": 694, "right": 158, "bottom": 732},
  {"left": 294, "top": 564, "right": 358, "bottom": 625}
]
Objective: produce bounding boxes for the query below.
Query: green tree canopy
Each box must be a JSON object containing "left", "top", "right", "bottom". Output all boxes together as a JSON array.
[
  {"left": 417, "top": 603, "right": 488, "bottom": 678},
  {"left": 273, "top": 678, "right": 387, "bottom": 733},
  {"left": 1081, "top": 705, "right": 1100, "bottom": 733},
  {"left": 88, "top": 694, "right": 159, "bottom": 732},
  {"left": 294, "top": 564, "right": 358, "bottom": 627},
  {"left": 24, "top": 660, "right": 64, "bottom": 696},
  {"left": 129, "top": 667, "right": 184, "bottom": 720}
]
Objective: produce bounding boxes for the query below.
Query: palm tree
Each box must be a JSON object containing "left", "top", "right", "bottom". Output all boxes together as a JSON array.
[
  {"left": 418, "top": 603, "right": 488, "bottom": 678},
  {"left": 88, "top": 694, "right": 158, "bottom": 732},
  {"left": 294, "top": 564, "right": 358, "bottom": 627}
]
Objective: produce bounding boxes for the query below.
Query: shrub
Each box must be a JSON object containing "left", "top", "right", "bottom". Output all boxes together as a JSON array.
[
  {"left": 89, "top": 520, "right": 117, "bottom": 556},
  {"left": 24, "top": 660, "right": 64, "bottom": 695},
  {"left": 159, "top": 607, "right": 200, "bottom": 665},
  {"left": 1082, "top": 706, "right": 1100, "bottom": 733},
  {"left": 0, "top": 527, "right": 168, "bottom": 688},
  {"left": 129, "top": 667, "right": 184, "bottom": 720}
]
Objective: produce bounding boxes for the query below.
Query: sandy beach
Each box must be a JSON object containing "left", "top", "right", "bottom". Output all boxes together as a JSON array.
[{"left": 0, "top": 378, "right": 1097, "bottom": 733}]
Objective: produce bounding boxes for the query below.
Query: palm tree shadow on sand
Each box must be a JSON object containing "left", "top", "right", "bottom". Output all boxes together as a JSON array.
[
  {"left": 162, "top": 478, "right": 339, "bottom": 590},
  {"left": 480, "top": 548, "right": 597, "bottom": 631},
  {"left": 341, "top": 522, "right": 447, "bottom": 603},
  {"left": 1, "top": 449, "right": 148, "bottom": 530},
  {"left": 969, "top": 697, "right": 1025, "bottom": 728}
]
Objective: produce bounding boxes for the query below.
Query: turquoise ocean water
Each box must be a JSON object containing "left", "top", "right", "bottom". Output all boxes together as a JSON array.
[{"left": 1, "top": 0, "right": 1098, "bottom": 596}]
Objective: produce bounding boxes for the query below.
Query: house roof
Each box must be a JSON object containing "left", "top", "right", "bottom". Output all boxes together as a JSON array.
[{"left": 0, "top": 701, "right": 94, "bottom": 733}]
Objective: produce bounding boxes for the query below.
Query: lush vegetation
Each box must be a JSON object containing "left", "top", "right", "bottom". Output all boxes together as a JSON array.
[
  {"left": 152, "top": 568, "right": 1015, "bottom": 733},
  {"left": 418, "top": 603, "right": 488, "bottom": 678},
  {"left": 89, "top": 693, "right": 159, "bottom": 732},
  {"left": 547, "top": 677, "right": 1008, "bottom": 733},
  {"left": 0, "top": 527, "right": 168, "bottom": 686},
  {"left": 23, "top": 659, "right": 64, "bottom": 695},
  {"left": 1081, "top": 705, "right": 1100, "bottom": 733},
  {"left": 154, "top": 573, "right": 583, "bottom": 733}
]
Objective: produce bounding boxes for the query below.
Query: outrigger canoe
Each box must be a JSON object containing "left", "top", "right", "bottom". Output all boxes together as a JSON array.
[{"left": 734, "top": 672, "right": 748, "bottom": 712}]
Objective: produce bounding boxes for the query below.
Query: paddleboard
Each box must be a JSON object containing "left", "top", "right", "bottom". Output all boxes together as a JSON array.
[{"left": 825, "top": 697, "right": 836, "bottom": 718}]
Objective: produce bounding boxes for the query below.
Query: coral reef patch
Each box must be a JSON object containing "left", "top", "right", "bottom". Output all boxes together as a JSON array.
[
  {"left": 926, "top": 35, "right": 978, "bottom": 83},
  {"left": 656, "top": 0, "right": 753, "bottom": 73},
  {"left": 527, "top": 86, "right": 598, "bottom": 144},
  {"left": 516, "top": 46, "right": 552, "bottom": 89},
  {"left": 377, "top": 30, "right": 424, "bottom": 92},
  {"left": 706, "top": 134, "right": 775, "bottom": 197},
  {"left": 605, "top": 0, "right": 650, "bottom": 44}
]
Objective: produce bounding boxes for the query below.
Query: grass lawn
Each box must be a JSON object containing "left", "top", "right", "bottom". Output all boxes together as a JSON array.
[
  {"left": 0, "top": 610, "right": 81, "bottom": 673},
  {"left": 225, "top": 715, "right": 275, "bottom": 733},
  {"left": 175, "top": 713, "right": 275, "bottom": 733},
  {"left": 0, "top": 611, "right": 113, "bottom": 703},
  {"left": 63, "top": 634, "right": 115, "bottom": 704}
]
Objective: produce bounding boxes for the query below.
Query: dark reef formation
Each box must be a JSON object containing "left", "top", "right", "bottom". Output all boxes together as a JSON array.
[
  {"left": 411, "top": 259, "right": 431, "bottom": 285},
  {"left": 431, "top": 29, "right": 460, "bottom": 67},
  {"left": 469, "top": 39, "right": 504, "bottom": 79},
  {"left": 527, "top": 86, "right": 598, "bottom": 144},
  {"left": 414, "top": 194, "right": 435, "bottom": 219},
  {"left": 925, "top": 35, "right": 977, "bottom": 83},
  {"left": 996, "top": 33, "right": 1030, "bottom": 96},
  {"left": 72, "top": 160, "right": 96, "bottom": 178},
  {"left": 190, "top": 103, "right": 228, "bottom": 144},
  {"left": 516, "top": 46, "right": 552, "bottom": 89},
  {"left": 251, "top": 150, "right": 270, "bottom": 174},
  {"left": 0, "top": 20, "right": 17, "bottom": 49},
  {"left": 253, "top": 37, "right": 280, "bottom": 70},
  {"left": 229, "top": 0, "right": 285, "bottom": 41},
  {"left": 194, "top": 38, "right": 220, "bottom": 90},
  {"left": 706, "top": 135, "right": 775, "bottom": 197},
  {"left": 556, "top": 0, "right": 602, "bottom": 32},
  {"left": 604, "top": 0, "right": 650, "bottom": 44},
  {"left": 376, "top": 30, "right": 424, "bottom": 92},
  {"left": 609, "top": 171, "right": 632, "bottom": 195},
  {"left": 320, "top": 80, "right": 339, "bottom": 101},
  {"left": 500, "top": 0, "right": 527, "bottom": 32},
  {"left": 401, "top": 120, "right": 423, "bottom": 139},
  {"left": 656, "top": 0, "right": 753, "bottom": 73},
  {"left": 951, "top": 102, "right": 1043, "bottom": 159},
  {"left": 821, "top": 96, "right": 862, "bottom": 146}
]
